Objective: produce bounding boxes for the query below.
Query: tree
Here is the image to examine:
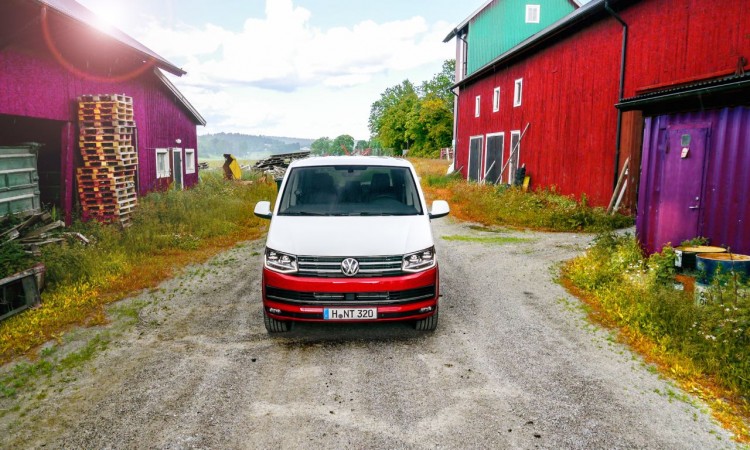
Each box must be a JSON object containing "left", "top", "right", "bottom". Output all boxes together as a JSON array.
[
  {"left": 332, "top": 135, "right": 355, "bottom": 155},
  {"left": 369, "top": 80, "right": 419, "bottom": 155},
  {"left": 355, "top": 140, "right": 369, "bottom": 151},
  {"left": 420, "top": 59, "right": 456, "bottom": 109},
  {"left": 369, "top": 60, "right": 455, "bottom": 157},
  {"left": 311, "top": 137, "right": 332, "bottom": 155}
]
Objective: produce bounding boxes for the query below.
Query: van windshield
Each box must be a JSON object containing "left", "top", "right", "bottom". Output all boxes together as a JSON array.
[{"left": 277, "top": 165, "right": 424, "bottom": 216}]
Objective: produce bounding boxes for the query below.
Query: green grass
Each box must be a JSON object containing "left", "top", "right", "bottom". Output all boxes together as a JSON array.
[
  {"left": 0, "top": 171, "right": 276, "bottom": 363},
  {"left": 563, "top": 233, "right": 750, "bottom": 441},
  {"left": 422, "top": 175, "right": 632, "bottom": 232},
  {"left": 441, "top": 234, "right": 532, "bottom": 245}
]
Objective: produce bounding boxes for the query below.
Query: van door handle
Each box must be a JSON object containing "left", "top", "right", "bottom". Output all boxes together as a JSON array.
[{"left": 688, "top": 205, "right": 700, "bottom": 209}]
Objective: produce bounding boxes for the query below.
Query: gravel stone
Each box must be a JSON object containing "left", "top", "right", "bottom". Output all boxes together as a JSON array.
[{"left": 0, "top": 219, "right": 739, "bottom": 449}]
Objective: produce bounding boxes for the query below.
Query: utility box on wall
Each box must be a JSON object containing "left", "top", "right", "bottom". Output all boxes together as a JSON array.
[{"left": 0, "top": 144, "right": 41, "bottom": 217}]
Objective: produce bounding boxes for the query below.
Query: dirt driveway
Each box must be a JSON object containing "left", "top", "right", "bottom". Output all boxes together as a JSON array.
[{"left": 0, "top": 218, "right": 738, "bottom": 449}]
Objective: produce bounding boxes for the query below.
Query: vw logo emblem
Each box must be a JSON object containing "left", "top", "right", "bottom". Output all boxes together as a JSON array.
[{"left": 341, "top": 258, "right": 360, "bottom": 276}]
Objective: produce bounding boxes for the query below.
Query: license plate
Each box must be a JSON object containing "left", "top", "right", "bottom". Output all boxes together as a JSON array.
[{"left": 323, "top": 308, "right": 377, "bottom": 320}]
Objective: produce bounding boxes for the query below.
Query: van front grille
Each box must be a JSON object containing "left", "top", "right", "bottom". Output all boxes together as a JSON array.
[{"left": 296, "top": 255, "right": 403, "bottom": 278}]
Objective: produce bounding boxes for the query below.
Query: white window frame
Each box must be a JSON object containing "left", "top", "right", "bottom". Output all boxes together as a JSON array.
[
  {"left": 514, "top": 78, "right": 523, "bottom": 107},
  {"left": 475, "top": 95, "right": 481, "bottom": 117},
  {"left": 509, "top": 130, "right": 521, "bottom": 184},
  {"left": 156, "top": 148, "right": 170, "bottom": 179},
  {"left": 525, "top": 5, "right": 540, "bottom": 23},
  {"left": 484, "top": 132, "right": 504, "bottom": 183},
  {"left": 493, "top": 87, "right": 500, "bottom": 112},
  {"left": 185, "top": 148, "right": 196, "bottom": 174},
  {"left": 468, "top": 135, "right": 484, "bottom": 182}
]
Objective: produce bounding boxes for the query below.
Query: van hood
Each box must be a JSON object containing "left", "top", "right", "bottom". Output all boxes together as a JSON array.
[{"left": 265, "top": 215, "right": 434, "bottom": 257}]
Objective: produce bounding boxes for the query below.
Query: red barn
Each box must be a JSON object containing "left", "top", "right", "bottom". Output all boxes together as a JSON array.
[
  {"left": 0, "top": 0, "right": 206, "bottom": 224},
  {"left": 448, "top": 0, "right": 750, "bottom": 252}
]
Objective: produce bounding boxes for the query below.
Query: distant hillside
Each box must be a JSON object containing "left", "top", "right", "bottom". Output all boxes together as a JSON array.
[{"left": 198, "top": 133, "right": 315, "bottom": 160}]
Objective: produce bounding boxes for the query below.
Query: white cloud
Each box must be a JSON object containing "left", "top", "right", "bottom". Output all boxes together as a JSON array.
[
  {"left": 140, "top": 0, "right": 451, "bottom": 93},
  {"left": 130, "top": 0, "right": 454, "bottom": 138}
]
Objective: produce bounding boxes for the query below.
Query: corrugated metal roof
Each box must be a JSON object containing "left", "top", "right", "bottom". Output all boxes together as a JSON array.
[
  {"left": 35, "top": 0, "right": 185, "bottom": 76},
  {"left": 616, "top": 73, "right": 750, "bottom": 110}
]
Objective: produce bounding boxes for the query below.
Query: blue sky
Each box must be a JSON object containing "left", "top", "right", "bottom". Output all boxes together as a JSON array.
[{"left": 76, "top": 0, "right": 479, "bottom": 140}]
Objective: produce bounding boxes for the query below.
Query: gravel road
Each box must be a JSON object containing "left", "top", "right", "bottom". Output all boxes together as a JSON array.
[{"left": 0, "top": 218, "right": 739, "bottom": 449}]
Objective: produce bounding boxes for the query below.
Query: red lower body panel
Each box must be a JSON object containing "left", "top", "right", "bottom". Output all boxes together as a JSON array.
[{"left": 262, "top": 266, "right": 439, "bottom": 323}]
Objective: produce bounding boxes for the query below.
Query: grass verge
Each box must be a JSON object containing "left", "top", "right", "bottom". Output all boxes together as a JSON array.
[
  {"left": 442, "top": 235, "right": 532, "bottom": 245},
  {"left": 562, "top": 233, "right": 750, "bottom": 443},
  {"left": 410, "top": 158, "right": 632, "bottom": 232},
  {"left": 0, "top": 172, "right": 276, "bottom": 364}
]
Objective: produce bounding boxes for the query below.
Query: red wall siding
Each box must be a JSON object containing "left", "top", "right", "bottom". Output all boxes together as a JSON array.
[
  {"left": 455, "top": 0, "right": 750, "bottom": 208},
  {"left": 622, "top": 0, "right": 750, "bottom": 96},
  {"left": 456, "top": 18, "right": 622, "bottom": 206},
  {"left": 0, "top": 48, "right": 200, "bottom": 196}
]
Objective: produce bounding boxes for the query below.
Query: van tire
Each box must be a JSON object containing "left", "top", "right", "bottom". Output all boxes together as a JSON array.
[
  {"left": 414, "top": 309, "right": 438, "bottom": 331},
  {"left": 264, "top": 311, "right": 291, "bottom": 333}
]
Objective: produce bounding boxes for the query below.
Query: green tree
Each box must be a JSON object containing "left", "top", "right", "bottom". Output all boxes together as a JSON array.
[
  {"left": 369, "top": 60, "right": 455, "bottom": 157},
  {"left": 355, "top": 140, "right": 369, "bottom": 151},
  {"left": 420, "top": 59, "right": 456, "bottom": 109},
  {"left": 331, "top": 135, "right": 355, "bottom": 155},
  {"left": 311, "top": 137, "right": 332, "bottom": 155},
  {"left": 369, "top": 80, "right": 419, "bottom": 155}
]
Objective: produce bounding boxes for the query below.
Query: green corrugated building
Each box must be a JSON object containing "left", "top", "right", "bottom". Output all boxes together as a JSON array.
[{"left": 445, "top": 0, "right": 581, "bottom": 80}]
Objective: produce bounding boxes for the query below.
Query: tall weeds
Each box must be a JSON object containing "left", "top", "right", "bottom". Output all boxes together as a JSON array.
[
  {"left": 0, "top": 172, "right": 276, "bottom": 362},
  {"left": 563, "top": 233, "right": 750, "bottom": 441}
]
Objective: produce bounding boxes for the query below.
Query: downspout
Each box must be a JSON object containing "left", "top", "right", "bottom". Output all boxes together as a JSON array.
[{"left": 605, "top": 0, "right": 628, "bottom": 191}]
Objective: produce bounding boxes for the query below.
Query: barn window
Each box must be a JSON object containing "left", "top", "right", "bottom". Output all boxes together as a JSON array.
[
  {"left": 525, "top": 5, "right": 540, "bottom": 23},
  {"left": 156, "top": 148, "right": 170, "bottom": 178},
  {"left": 185, "top": 148, "right": 196, "bottom": 174},
  {"left": 475, "top": 95, "right": 481, "bottom": 117},
  {"left": 493, "top": 87, "right": 501, "bottom": 112},
  {"left": 514, "top": 78, "right": 523, "bottom": 107}
]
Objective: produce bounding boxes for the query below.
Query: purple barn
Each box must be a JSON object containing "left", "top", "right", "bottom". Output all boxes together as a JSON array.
[{"left": 0, "top": 0, "right": 206, "bottom": 224}]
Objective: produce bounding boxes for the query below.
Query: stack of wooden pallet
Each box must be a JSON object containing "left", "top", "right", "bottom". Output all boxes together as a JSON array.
[{"left": 76, "top": 94, "right": 138, "bottom": 226}]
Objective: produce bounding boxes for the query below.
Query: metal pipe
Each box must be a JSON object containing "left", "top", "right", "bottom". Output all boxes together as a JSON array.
[{"left": 605, "top": 0, "right": 628, "bottom": 192}]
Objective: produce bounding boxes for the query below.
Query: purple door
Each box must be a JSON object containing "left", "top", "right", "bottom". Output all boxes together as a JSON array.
[{"left": 652, "top": 125, "right": 709, "bottom": 248}]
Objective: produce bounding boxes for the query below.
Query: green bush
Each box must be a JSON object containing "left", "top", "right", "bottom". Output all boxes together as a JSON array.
[{"left": 565, "top": 234, "right": 750, "bottom": 397}]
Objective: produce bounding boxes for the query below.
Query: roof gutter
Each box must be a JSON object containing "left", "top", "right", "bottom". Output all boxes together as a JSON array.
[{"left": 604, "top": 0, "right": 628, "bottom": 192}]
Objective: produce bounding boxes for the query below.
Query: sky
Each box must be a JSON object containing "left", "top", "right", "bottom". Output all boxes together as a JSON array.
[{"left": 75, "top": 0, "right": 480, "bottom": 141}]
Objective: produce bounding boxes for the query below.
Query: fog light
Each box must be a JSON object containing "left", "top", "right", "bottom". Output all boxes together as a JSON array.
[
  {"left": 419, "top": 306, "right": 433, "bottom": 313},
  {"left": 269, "top": 308, "right": 281, "bottom": 314}
]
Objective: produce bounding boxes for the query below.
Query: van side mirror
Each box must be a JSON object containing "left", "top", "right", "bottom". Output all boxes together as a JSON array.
[
  {"left": 254, "top": 201, "right": 272, "bottom": 219},
  {"left": 429, "top": 200, "right": 450, "bottom": 219}
]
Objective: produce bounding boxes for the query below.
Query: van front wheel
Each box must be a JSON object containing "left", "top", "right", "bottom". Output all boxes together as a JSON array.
[
  {"left": 414, "top": 309, "right": 438, "bottom": 331},
  {"left": 264, "top": 310, "right": 291, "bottom": 333}
]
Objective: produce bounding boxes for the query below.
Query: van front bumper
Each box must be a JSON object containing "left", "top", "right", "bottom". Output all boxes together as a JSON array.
[{"left": 262, "top": 266, "right": 439, "bottom": 322}]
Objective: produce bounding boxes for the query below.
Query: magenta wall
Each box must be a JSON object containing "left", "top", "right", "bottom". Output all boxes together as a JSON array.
[
  {"left": 0, "top": 48, "right": 200, "bottom": 199},
  {"left": 637, "top": 107, "right": 750, "bottom": 254}
]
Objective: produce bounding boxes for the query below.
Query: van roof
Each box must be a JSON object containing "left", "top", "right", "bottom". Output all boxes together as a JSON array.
[{"left": 289, "top": 155, "right": 414, "bottom": 169}]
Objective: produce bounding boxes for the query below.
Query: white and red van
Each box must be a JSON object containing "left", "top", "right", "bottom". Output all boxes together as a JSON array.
[{"left": 254, "top": 156, "right": 449, "bottom": 333}]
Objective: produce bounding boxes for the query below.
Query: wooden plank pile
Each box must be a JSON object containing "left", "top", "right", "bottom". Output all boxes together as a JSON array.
[
  {"left": 251, "top": 150, "right": 310, "bottom": 179},
  {"left": 76, "top": 94, "right": 138, "bottom": 226}
]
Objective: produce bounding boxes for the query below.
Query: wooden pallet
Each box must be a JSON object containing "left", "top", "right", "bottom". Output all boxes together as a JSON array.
[
  {"left": 79, "top": 119, "right": 135, "bottom": 128},
  {"left": 80, "top": 126, "right": 133, "bottom": 136},
  {"left": 79, "top": 140, "right": 132, "bottom": 149},
  {"left": 80, "top": 148, "right": 137, "bottom": 159},
  {"left": 79, "top": 94, "right": 133, "bottom": 104},
  {"left": 76, "top": 168, "right": 136, "bottom": 178}
]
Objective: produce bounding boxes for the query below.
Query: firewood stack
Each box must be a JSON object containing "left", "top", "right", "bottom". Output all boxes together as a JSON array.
[{"left": 76, "top": 94, "right": 138, "bottom": 226}]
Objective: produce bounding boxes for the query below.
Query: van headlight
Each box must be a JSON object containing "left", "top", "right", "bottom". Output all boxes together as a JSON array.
[
  {"left": 265, "top": 248, "right": 298, "bottom": 273},
  {"left": 402, "top": 247, "right": 436, "bottom": 272}
]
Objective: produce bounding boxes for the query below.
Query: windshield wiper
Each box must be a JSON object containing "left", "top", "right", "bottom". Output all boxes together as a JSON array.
[{"left": 281, "top": 211, "right": 326, "bottom": 216}]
